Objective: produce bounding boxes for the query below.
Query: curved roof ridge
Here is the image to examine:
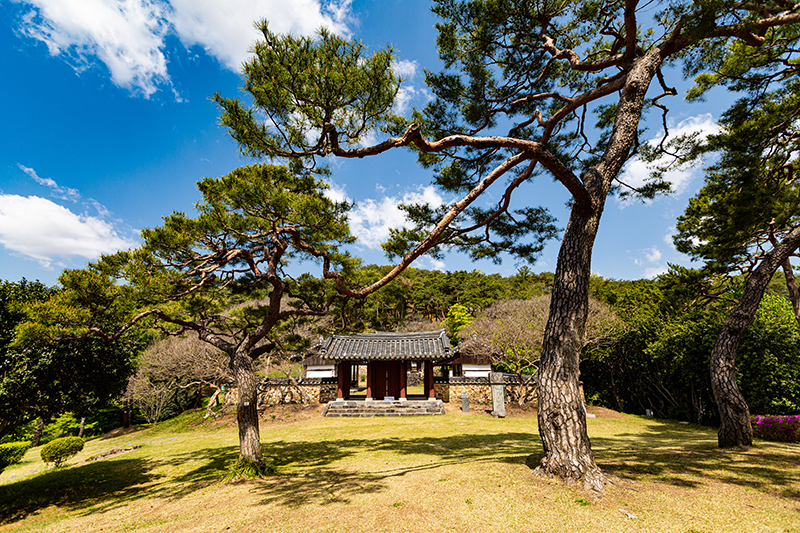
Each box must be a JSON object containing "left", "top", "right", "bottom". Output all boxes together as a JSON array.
[{"left": 317, "top": 330, "right": 453, "bottom": 361}]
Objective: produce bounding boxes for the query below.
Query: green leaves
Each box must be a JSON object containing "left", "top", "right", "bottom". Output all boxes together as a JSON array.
[
  {"left": 213, "top": 22, "right": 399, "bottom": 160},
  {"left": 674, "top": 79, "right": 800, "bottom": 274}
]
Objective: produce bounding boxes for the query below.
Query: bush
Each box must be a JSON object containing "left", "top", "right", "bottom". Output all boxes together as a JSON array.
[
  {"left": 751, "top": 415, "right": 800, "bottom": 443},
  {"left": 0, "top": 441, "right": 31, "bottom": 472},
  {"left": 40, "top": 436, "right": 85, "bottom": 467}
]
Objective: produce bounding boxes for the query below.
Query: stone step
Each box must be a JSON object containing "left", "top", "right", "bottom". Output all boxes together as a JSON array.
[{"left": 322, "top": 399, "right": 445, "bottom": 417}]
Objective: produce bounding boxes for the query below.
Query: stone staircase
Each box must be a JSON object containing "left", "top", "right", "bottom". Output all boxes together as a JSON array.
[{"left": 322, "top": 399, "right": 445, "bottom": 417}]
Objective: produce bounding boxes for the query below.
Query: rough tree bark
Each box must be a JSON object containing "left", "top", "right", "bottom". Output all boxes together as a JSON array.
[
  {"left": 780, "top": 259, "right": 800, "bottom": 325},
  {"left": 31, "top": 418, "right": 44, "bottom": 447},
  {"left": 535, "top": 47, "right": 661, "bottom": 492},
  {"left": 232, "top": 351, "right": 264, "bottom": 466},
  {"left": 537, "top": 210, "right": 605, "bottom": 489},
  {"left": 123, "top": 398, "right": 131, "bottom": 428},
  {"left": 712, "top": 225, "right": 800, "bottom": 448}
]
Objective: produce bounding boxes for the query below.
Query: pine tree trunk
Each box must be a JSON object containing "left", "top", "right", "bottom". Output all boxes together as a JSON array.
[
  {"left": 31, "top": 418, "right": 44, "bottom": 447},
  {"left": 710, "top": 327, "right": 752, "bottom": 447},
  {"left": 534, "top": 48, "right": 662, "bottom": 491},
  {"left": 232, "top": 351, "right": 264, "bottom": 466},
  {"left": 123, "top": 398, "right": 131, "bottom": 428},
  {"left": 780, "top": 259, "right": 800, "bottom": 325},
  {"left": 712, "top": 225, "right": 800, "bottom": 447},
  {"left": 536, "top": 208, "right": 606, "bottom": 492},
  {"left": 78, "top": 417, "right": 86, "bottom": 439}
]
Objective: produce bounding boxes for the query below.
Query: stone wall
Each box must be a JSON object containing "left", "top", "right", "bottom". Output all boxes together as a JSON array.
[
  {"left": 224, "top": 374, "right": 538, "bottom": 407},
  {"left": 435, "top": 380, "right": 492, "bottom": 404},
  {"left": 435, "top": 375, "right": 538, "bottom": 406},
  {"left": 224, "top": 378, "right": 337, "bottom": 406},
  {"left": 323, "top": 399, "right": 445, "bottom": 417}
]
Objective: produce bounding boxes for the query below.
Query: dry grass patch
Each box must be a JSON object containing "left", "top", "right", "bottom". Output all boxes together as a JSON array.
[{"left": 0, "top": 406, "right": 797, "bottom": 532}]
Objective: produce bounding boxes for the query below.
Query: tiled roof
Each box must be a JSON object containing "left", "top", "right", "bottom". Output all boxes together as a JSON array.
[{"left": 318, "top": 330, "right": 454, "bottom": 361}]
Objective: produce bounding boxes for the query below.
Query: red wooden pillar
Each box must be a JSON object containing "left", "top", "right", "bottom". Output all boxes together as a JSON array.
[
  {"left": 424, "top": 361, "right": 435, "bottom": 399},
  {"left": 366, "top": 361, "right": 374, "bottom": 400},
  {"left": 337, "top": 361, "right": 351, "bottom": 400},
  {"left": 399, "top": 361, "right": 408, "bottom": 400}
]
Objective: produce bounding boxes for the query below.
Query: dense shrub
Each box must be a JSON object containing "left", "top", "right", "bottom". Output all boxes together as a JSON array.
[
  {"left": 0, "top": 441, "right": 30, "bottom": 472},
  {"left": 40, "top": 436, "right": 84, "bottom": 467},
  {"left": 751, "top": 415, "right": 800, "bottom": 443}
]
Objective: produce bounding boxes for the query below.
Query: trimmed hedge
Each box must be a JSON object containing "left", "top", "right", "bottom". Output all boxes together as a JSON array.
[
  {"left": 40, "top": 436, "right": 85, "bottom": 467},
  {"left": 0, "top": 441, "right": 31, "bottom": 472}
]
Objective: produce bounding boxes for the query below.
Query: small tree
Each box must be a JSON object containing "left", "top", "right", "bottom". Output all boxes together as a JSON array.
[
  {"left": 131, "top": 335, "right": 232, "bottom": 420},
  {"left": 443, "top": 303, "right": 474, "bottom": 337},
  {"left": 20, "top": 163, "right": 363, "bottom": 472},
  {"left": 673, "top": 53, "right": 800, "bottom": 446}
]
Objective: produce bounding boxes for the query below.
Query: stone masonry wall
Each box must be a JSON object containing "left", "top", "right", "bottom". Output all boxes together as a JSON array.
[
  {"left": 225, "top": 375, "right": 537, "bottom": 407},
  {"left": 435, "top": 375, "right": 538, "bottom": 406},
  {"left": 224, "top": 378, "right": 337, "bottom": 406}
]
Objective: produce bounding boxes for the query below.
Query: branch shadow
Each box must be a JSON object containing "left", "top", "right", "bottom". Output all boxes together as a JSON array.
[
  {"left": 250, "top": 431, "right": 540, "bottom": 507},
  {"left": 0, "top": 458, "right": 156, "bottom": 524},
  {"left": 0, "top": 444, "right": 240, "bottom": 525},
  {"left": 591, "top": 418, "right": 800, "bottom": 500}
]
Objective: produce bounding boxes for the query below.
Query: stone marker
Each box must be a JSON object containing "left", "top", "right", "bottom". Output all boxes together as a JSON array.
[{"left": 489, "top": 372, "right": 506, "bottom": 418}]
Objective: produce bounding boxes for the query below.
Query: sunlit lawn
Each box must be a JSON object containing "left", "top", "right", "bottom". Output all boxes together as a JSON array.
[{"left": 0, "top": 404, "right": 798, "bottom": 532}]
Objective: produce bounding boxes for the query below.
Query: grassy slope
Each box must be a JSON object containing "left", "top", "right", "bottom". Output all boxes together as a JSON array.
[{"left": 0, "top": 405, "right": 798, "bottom": 533}]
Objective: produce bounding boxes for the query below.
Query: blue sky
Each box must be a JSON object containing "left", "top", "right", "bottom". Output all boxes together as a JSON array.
[{"left": 1, "top": 0, "right": 729, "bottom": 286}]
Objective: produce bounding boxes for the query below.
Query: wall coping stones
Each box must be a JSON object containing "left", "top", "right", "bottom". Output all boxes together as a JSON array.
[{"left": 322, "top": 399, "right": 445, "bottom": 417}]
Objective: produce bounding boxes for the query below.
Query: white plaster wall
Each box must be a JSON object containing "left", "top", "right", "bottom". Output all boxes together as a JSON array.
[
  {"left": 462, "top": 364, "right": 491, "bottom": 377},
  {"left": 306, "top": 365, "right": 335, "bottom": 378}
]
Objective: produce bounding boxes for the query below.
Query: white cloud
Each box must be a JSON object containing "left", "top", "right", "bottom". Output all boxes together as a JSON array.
[
  {"left": 644, "top": 265, "right": 668, "bottom": 278},
  {"left": 632, "top": 245, "right": 667, "bottom": 279},
  {"left": 645, "top": 246, "right": 662, "bottom": 263},
  {"left": 168, "top": 0, "right": 352, "bottom": 71},
  {"left": 618, "top": 113, "right": 720, "bottom": 201},
  {"left": 18, "top": 164, "right": 81, "bottom": 202},
  {"left": 15, "top": 0, "right": 172, "bottom": 97},
  {"left": 12, "top": 0, "right": 354, "bottom": 97},
  {"left": 427, "top": 258, "right": 446, "bottom": 271},
  {"left": 322, "top": 179, "right": 348, "bottom": 203},
  {"left": 389, "top": 59, "right": 432, "bottom": 116},
  {"left": 0, "top": 195, "right": 138, "bottom": 269},
  {"left": 349, "top": 185, "right": 445, "bottom": 249},
  {"left": 392, "top": 59, "right": 417, "bottom": 80}
]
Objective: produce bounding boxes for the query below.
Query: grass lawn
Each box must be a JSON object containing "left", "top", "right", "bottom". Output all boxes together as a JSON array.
[{"left": 0, "top": 404, "right": 798, "bottom": 533}]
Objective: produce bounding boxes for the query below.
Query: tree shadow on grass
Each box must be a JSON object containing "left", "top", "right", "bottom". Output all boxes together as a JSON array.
[
  {"left": 0, "top": 430, "right": 542, "bottom": 523},
  {"left": 0, "top": 444, "right": 240, "bottom": 525},
  {"left": 0, "top": 458, "right": 156, "bottom": 524},
  {"left": 591, "top": 418, "right": 800, "bottom": 500},
  {"left": 251, "top": 431, "right": 540, "bottom": 507}
]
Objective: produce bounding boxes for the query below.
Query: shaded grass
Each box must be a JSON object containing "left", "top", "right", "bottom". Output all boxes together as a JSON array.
[{"left": 0, "top": 408, "right": 798, "bottom": 532}]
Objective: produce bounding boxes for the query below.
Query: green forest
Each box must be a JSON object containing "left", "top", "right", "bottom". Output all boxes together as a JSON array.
[
  {"left": 4, "top": 0, "right": 800, "bottom": 493},
  {"left": 2, "top": 263, "right": 799, "bottom": 445}
]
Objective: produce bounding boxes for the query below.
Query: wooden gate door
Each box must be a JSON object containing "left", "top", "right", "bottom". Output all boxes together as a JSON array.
[{"left": 370, "top": 361, "right": 403, "bottom": 399}]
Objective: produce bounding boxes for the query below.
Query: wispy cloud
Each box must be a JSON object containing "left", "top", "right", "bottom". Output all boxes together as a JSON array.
[
  {"left": 18, "top": 164, "right": 80, "bottom": 202},
  {"left": 11, "top": 0, "right": 354, "bottom": 97},
  {"left": 14, "top": 0, "right": 172, "bottom": 97},
  {"left": 633, "top": 245, "right": 667, "bottom": 279},
  {"left": 618, "top": 113, "right": 720, "bottom": 204}
]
